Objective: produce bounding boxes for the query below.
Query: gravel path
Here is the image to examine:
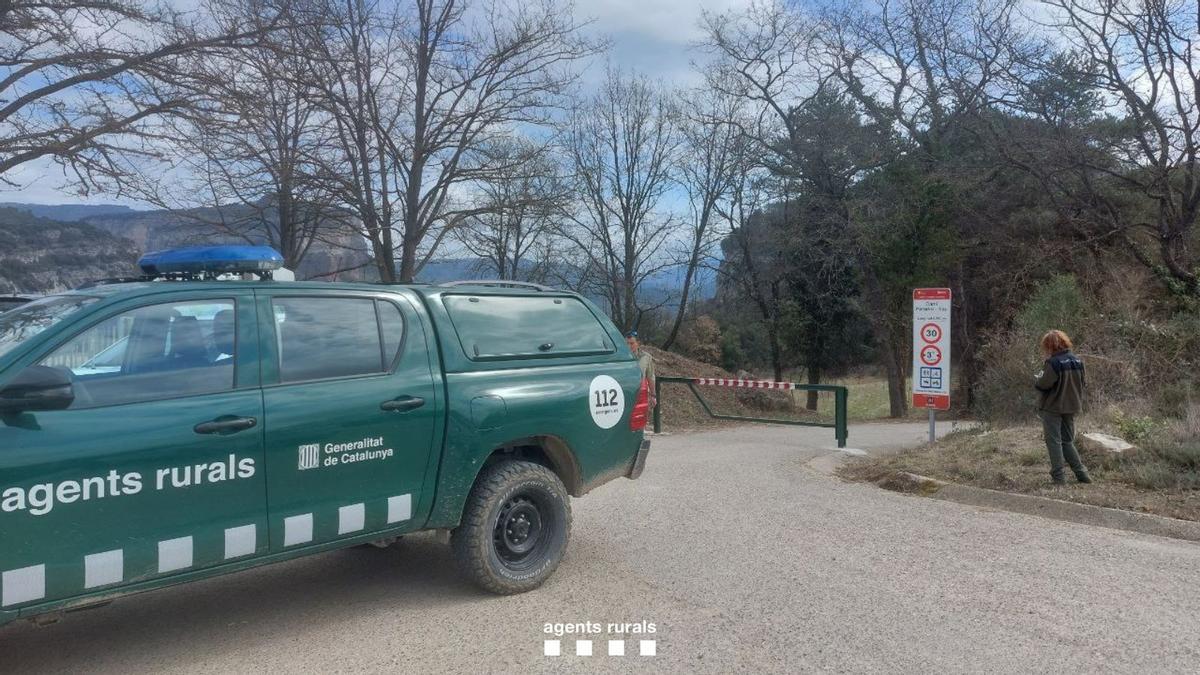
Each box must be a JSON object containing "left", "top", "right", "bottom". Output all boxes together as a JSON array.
[{"left": 4, "top": 423, "right": 1198, "bottom": 673}]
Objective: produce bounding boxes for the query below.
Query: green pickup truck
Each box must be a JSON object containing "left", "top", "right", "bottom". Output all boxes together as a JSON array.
[{"left": 0, "top": 247, "right": 650, "bottom": 626}]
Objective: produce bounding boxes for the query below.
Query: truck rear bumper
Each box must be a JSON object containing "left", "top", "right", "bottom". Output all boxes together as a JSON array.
[{"left": 627, "top": 439, "right": 651, "bottom": 480}]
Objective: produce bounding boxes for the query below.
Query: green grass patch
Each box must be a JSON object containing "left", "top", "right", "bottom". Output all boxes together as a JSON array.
[{"left": 807, "top": 375, "right": 926, "bottom": 422}]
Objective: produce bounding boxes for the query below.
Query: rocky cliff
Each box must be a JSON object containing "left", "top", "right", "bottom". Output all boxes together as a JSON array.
[{"left": 0, "top": 207, "right": 139, "bottom": 293}]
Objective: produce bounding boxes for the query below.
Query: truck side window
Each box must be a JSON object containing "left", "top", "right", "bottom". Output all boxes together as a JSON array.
[
  {"left": 377, "top": 300, "right": 404, "bottom": 370},
  {"left": 273, "top": 297, "right": 385, "bottom": 383},
  {"left": 442, "top": 295, "right": 613, "bottom": 360},
  {"left": 36, "top": 299, "right": 236, "bottom": 408}
]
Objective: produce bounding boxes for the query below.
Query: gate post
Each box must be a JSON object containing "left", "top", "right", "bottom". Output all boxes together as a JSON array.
[
  {"left": 652, "top": 378, "right": 662, "bottom": 433},
  {"left": 835, "top": 387, "right": 848, "bottom": 448}
]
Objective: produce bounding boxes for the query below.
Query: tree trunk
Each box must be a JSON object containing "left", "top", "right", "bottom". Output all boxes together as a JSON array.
[
  {"left": 805, "top": 362, "right": 820, "bottom": 410},
  {"left": 398, "top": 237, "right": 418, "bottom": 283},
  {"left": 856, "top": 252, "right": 907, "bottom": 418},
  {"left": 276, "top": 185, "right": 296, "bottom": 268},
  {"left": 951, "top": 268, "right": 974, "bottom": 409},
  {"left": 662, "top": 204, "right": 710, "bottom": 351},
  {"left": 662, "top": 253, "right": 697, "bottom": 350},
  {"left": 367, "top": 214, "right": 396, "bottom": 282},
  {"left": 623, "top": 263, "right": 636, "bottom": 332},
  {"left": 374, "top": 249, "right": 396, "bottom": 282},
  {"left": 884, "top": 326, "right": 908, "bottom": 418},
  {"left": 766, "top": 318, "right": 783, "bottom": 381}
]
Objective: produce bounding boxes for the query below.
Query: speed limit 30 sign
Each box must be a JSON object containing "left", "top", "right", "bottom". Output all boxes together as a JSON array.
[{"left": 912, "top": 288, "right": 951, "bottom": 410}]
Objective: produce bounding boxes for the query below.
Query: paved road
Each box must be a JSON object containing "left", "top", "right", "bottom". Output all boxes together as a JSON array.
[{"left": 5, "top": 423, "right": 1200, "bottom": 673}]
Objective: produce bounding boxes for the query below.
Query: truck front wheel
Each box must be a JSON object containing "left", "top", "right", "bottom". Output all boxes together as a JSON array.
[{"left": 451, "top": 460, "right": 572, "bottom": 594}]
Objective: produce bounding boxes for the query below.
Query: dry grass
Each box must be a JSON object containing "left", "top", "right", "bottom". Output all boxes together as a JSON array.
[
  {"left": 646, "top": 347, "right": 820, "bottom": 431},
  {"left": 840, "top": 423, "right": 1200, "bottom": 522}
]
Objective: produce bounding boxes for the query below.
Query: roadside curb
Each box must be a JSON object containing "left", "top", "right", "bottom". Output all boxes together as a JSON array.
[{"left": 879, "top": 471, "right": 1200, "bottom": 544}]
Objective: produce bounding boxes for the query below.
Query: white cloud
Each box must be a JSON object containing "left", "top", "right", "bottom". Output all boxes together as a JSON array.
[
  {"left": 0, "top": 156, "right": 149, "bottom": 207},
  {"left": 581, "top": 0, "right": 751, "bottom": 45},
  {"left": 573, "top": 0, "right": 753, "bottom": 88}
]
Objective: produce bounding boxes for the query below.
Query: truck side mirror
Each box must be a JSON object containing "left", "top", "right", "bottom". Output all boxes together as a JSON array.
[{"left": 0, "top": 366, "right": 75, "bottom": 412}]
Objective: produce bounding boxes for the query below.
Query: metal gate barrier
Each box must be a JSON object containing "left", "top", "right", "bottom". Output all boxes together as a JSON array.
[{"left": 652, "top": 376, "right": 849, "bottom": 448}]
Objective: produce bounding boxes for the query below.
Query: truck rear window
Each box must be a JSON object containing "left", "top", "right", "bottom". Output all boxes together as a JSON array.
[{"left": 442, "top": 294, "right": 613, "bottom": 360}]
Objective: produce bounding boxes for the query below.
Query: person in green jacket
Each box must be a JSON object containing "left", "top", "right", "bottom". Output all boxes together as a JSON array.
[{"left": 1034, "top": 330, "right": 1092, "bottom": 485}]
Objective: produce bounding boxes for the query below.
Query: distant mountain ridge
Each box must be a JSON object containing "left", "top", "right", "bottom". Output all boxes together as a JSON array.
[
  {"left": 1, "top": 201, "right": 372, "bottom": 289},
  {"left": 0, "top": 203, "right": 137, "bottom": 222},
  {"left": 0, "top": 202, "right": 713, "bottom": 301},
  {"left": 416, "top": 258, "right": 716, "bottom": 303},
  {"left": 0, "top": 207, "right": 137, "bottom": 293}
]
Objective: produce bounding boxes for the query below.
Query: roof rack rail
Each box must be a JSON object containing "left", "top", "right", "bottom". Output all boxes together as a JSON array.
[
  {"left": 441, "top": 279, "right": 554, "bottom": 291},
  {"left": 76, "top": 271, "right": 275, "bottom": 289},
  {"left": 77, "top": 276, "right": 156, "bottom": 288}
]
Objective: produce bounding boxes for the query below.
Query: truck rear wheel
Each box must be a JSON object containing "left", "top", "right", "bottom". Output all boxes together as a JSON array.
[{"left": 451, "top": 460, "right": 571, "bottom": 594}]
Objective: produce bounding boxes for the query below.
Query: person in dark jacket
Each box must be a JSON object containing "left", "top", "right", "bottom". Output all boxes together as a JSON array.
[{"left": 1034, "top": 330, "right": 1091, "bottom": 485}]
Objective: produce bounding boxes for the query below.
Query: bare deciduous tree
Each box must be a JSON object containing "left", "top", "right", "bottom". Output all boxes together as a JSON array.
[
  {"left": 0, "top": 0, "right": 277, "bottom": 190},
  {"left": 661, "top": 88, "right": 746, "bottom": 351},
  {"left": 822, "top": 0, "right": 1023, "bottom": 157},
  {"left": 308, "top": 0, "right": 596, "bottom": 282},
  {"left": 699, "top": 0, "right": 824, "bottom": 173},
  {"left": 562, "top": 68, "right": 679, "bottom": 332},
  {"left": 712, "top": 165, "right": 788, "bottom": 380},
  {"left": 127, "top": 0, "right": 347, "bottom": 271},
  {"left": 1003, "top": 0, "right": 1200, "bottom": 298},
  {"left": 455, "top": 138, "right": 567, "bottom": 282}
]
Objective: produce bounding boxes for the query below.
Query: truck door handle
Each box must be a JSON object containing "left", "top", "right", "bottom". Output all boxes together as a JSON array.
[
  {"left": 193, "top": 416, "right": 258, "bottom": 435},
  {"left": 381, "top": 396, "right": 425, "bottom": 412}
]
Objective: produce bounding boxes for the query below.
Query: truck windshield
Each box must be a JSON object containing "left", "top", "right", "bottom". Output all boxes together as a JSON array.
[{"left": 0, "top": 295, "right": 101, "bottom": 360}]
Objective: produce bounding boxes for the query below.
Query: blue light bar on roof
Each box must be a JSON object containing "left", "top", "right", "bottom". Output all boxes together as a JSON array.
[{"left": 138, "top": 245, "right": 284, "bottom": 276}]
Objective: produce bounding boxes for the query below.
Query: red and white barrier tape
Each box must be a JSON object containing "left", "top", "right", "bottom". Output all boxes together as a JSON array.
[{"left": 692, "top": 378, "right": 796, "bottom": 390}]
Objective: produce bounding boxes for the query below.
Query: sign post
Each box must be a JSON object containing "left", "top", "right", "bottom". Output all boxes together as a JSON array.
[{"left": 912, "top": 288, "right": 951, "bottom": 443}]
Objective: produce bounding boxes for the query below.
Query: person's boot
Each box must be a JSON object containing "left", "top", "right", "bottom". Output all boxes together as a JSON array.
[
  {"left": 1051, "top": 476, "right": 1066, "bottom": 486},
  {"left": 1075, "top": 471, "right": 1092, "bottom": 484}
]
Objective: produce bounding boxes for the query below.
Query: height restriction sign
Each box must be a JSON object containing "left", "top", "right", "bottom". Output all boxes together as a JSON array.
[{"left": 912, "top": 288, "right": 951, "bottom": 410}]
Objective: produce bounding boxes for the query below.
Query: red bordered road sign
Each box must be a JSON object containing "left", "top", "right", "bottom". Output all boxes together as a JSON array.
[
  {"left": 919, "top": 344, "right": 942, "bottom": 366},
  {"left": 919, "top": 322, "right": 941, "bottom": 344}
]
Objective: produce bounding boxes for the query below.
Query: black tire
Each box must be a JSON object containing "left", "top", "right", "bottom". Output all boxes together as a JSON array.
[{"left": 451, "top": 460, "right": 572, "bottom": 594}]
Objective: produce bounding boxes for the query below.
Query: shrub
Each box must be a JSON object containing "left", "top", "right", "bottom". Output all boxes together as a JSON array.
[
  {"left": 1154, "top": 381, "right": 1199, "bottom": 418},
  {"left": 974, "top": 274, "right": 1150, "bottom": 423},
  {"left": 677, "top": 315, "right": 722, "bottom": 365},
  {"left": 975, "top": 276, "right": 1090, "bottom": 423},
  {"left": 1013, "top": 274, "right": 1088, "bottom": 340},
  {"left": 1110, "top": 409, "right": 1162, "bottom": 442},
  {"left": 973, "top": 335, "right": 1042, "bottom": 423}
]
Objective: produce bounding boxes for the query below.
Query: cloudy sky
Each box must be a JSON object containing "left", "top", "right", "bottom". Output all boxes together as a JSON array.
[{"left": 4, "top": 0, "right": 753, "bottom": 207}]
